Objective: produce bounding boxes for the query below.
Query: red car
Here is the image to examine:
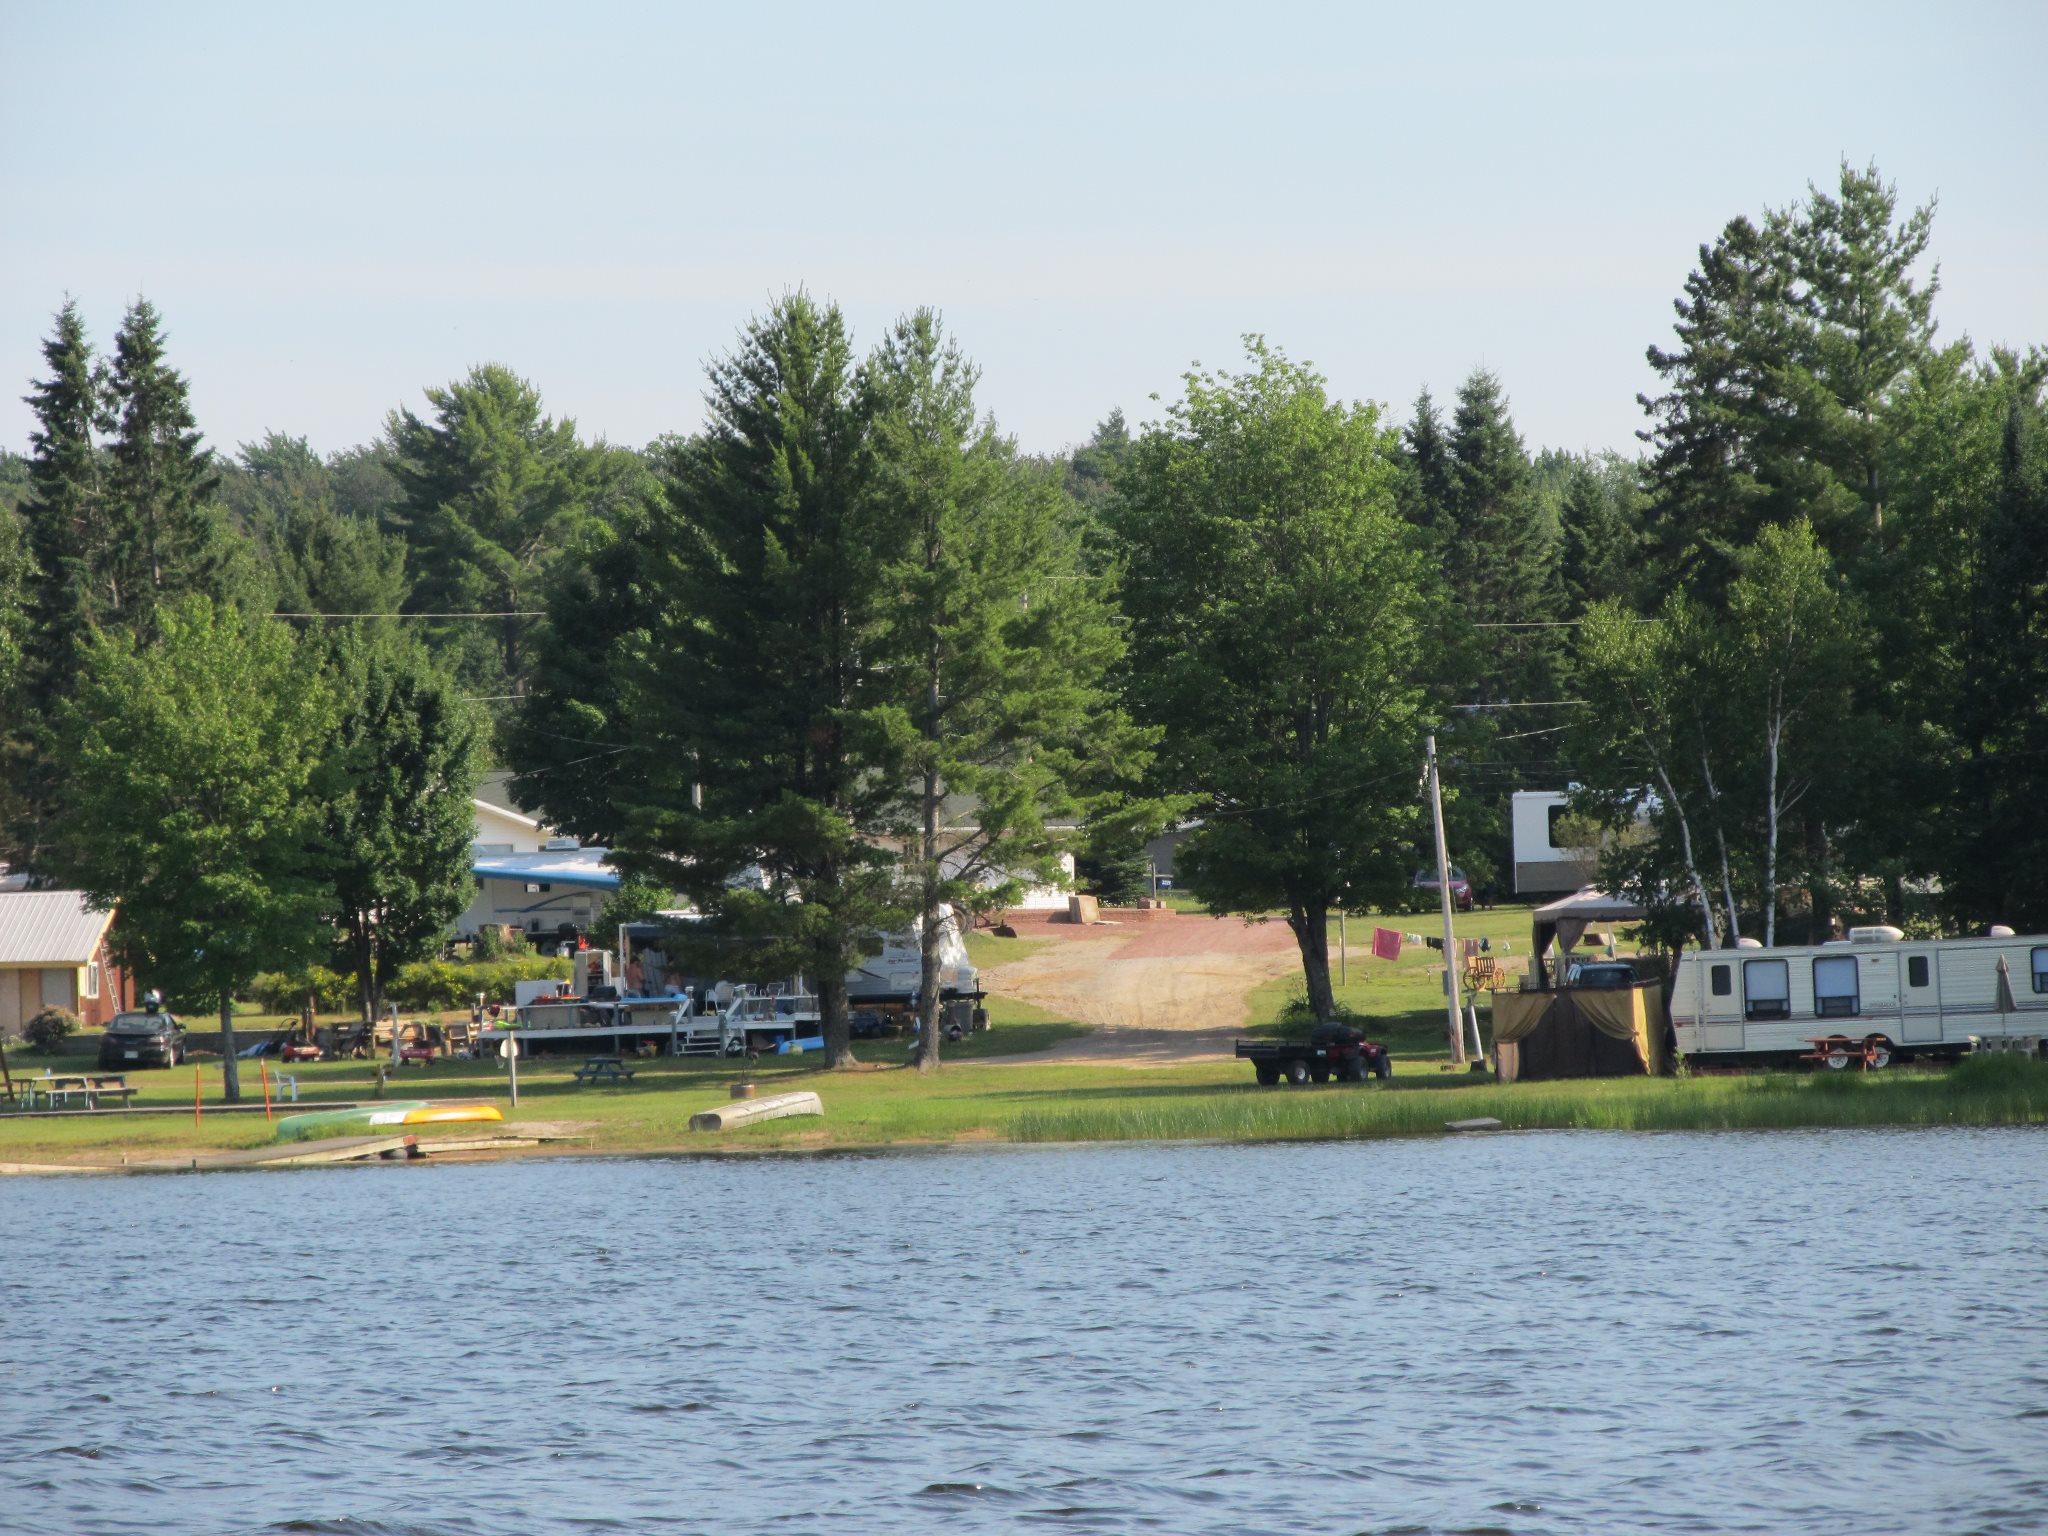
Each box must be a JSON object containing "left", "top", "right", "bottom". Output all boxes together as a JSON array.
[{"left": 1411, "top": 866, "right": 1474, "bottom": 912}]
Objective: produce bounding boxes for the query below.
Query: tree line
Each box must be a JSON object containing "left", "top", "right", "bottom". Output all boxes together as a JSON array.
[{"left": 3, "top": 160, "right": 2043, "bottom": 1070}]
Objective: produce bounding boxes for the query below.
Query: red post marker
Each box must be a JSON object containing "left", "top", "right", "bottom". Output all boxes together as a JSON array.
[
  {"left": 193, "top": 1064, "right": 203, "bottom": 1126},
  {"left": 260, "top": 1057, "right": 273, "bottom": 1121}
]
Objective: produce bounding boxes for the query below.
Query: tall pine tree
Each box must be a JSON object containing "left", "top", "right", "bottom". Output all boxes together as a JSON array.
[{"left": 104, "top": 298, "right": 224, "bottom": 636}]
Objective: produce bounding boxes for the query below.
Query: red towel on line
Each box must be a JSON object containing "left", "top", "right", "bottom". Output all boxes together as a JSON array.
[{"left": 1371, "top": 927, "right": 1402, "bottom": 962}]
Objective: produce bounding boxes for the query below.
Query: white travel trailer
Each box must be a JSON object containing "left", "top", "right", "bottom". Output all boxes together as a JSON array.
[{"left": 1669, "top": 928, "right": 2048, "bottom": 1066}]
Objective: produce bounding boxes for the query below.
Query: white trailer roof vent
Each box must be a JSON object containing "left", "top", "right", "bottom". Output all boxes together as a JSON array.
[
  {"left": 1848, "top": 925, "right": 1905, "bottom": 943},
  {"left": 1989, "top": 924, "right": 2016, "bottom": 937}
]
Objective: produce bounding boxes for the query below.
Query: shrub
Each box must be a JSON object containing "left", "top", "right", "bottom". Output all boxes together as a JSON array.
[
  {"left": 390, "top": 956, "right": 570, "bottom": 1011},
  {"left": 25, "top": 1006, "right": 79, "bottom": 1052},
  {"left": 472, "top": 924, "right": 532, "bottom": 961},
  {"left": 247, "top": 966, "right": 355, "bottom": 1014}
]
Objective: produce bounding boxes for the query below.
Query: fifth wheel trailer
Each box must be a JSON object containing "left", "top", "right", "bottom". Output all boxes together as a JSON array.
[{"left": 1669, "top": 929, "right": 2048, "bottom": 1066}]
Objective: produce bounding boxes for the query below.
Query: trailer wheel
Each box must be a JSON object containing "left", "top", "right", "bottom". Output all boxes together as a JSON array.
[
  {"left": 1819, "top": 1037, "right": 1855, "bottom": 1070},
  {"left": 1254, "top": 1064, "right": 1279, "bottom": 1086},
  {"left": 1284, "top": 1059, "right": 1312, "bottom": 1087},
  {"left": 1863, "top": 1035, "right": 1894, "bottom": 1070}
]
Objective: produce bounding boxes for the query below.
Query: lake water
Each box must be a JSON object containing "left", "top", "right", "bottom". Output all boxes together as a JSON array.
[{"left": 2, "top": 1129, "right": 2045, "bottom": 1535}]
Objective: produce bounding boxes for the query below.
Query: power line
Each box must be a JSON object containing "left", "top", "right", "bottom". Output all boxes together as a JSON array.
[{"left": 272, "top": 610, "right": 547, "bottom": 620}]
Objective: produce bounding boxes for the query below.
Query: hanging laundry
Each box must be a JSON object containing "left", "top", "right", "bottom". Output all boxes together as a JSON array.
[{"left": 1371, "top": 927, "right": 1402, "bottom": 962}]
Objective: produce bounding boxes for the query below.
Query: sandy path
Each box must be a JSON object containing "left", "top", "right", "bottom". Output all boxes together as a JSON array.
[{"left": 979, "top": 914, "right": 1302, "bottom": 1064}]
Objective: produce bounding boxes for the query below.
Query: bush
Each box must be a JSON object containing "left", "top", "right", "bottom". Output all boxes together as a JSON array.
[
  {"left": 247, "top": 966, "right": 355, "bottom": 1014},
  {"left": 472, "top": 925, "right": 532, "bottom": 961},
  {"left": 25, "top": 1006, "right": 79, "bottom": 1052},
  {"left": 389, "top": 957, "right": 571, "bottom": 1011}
]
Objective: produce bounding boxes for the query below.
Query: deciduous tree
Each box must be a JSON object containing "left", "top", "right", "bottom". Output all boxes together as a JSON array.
[
  {"left": 45, "top": 598, "right": 334, "bottom": 1101},
  {"left": 1112, "top": 338, "right": 1433, "bottom": 1021}
]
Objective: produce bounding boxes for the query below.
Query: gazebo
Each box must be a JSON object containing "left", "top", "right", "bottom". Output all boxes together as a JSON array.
[{"left": 1528, "top": 887, "right": 1648, "bottom": 988}]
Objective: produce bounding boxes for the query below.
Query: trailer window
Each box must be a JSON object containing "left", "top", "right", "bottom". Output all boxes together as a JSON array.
[
  {"left": 1743, "top": 959, "right": 1790, "bottom": 1021},
  {"left": 1907, "top": 955, "right": 1929, "bottom": 989},
  {"left": 1813, "top": 956, "right": 1860, "bottom": 1018},
  {"left": 1709, "top": 964, "right": 1731, "bottom": 996},
  {"left": 2033, "top": 948, "right": 2048, "bottom": 995}
]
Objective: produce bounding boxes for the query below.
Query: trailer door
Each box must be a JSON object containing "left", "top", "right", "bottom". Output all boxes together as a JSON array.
[
  {"left": 1858, "top": 952, "right": 1900, "bottom": 1037},
  {"left": 1896, "top": 951, "right": 1939, "bottom": 1042}
]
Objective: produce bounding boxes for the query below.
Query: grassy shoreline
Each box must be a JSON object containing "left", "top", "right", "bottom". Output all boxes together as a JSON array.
[{"left": 4, "top": 1049, "right": 2044, "bottom": 1168}]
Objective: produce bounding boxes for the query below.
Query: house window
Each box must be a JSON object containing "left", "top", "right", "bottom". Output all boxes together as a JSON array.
[
  {"left": 1907, "top": 955, "right": 1929, "bottom": 989},
  {"left": 1709, "top": 964, "right": 1732, "bottom": 997},
  {"left": 85, "top": 960, "right": 101, "bottom": 1000},
  {"left": 1813, "top": 956, "right": 1860, "bottom": 1018},
  {"left": 1743, "top": 959, "right": 1791, "bottom": 1021},
  {"left": 2033, "top": 947, "right": 2048, "bottom": 995},
  {"left": 40, "top": 968, "right": 73, "bottom": 1008}
]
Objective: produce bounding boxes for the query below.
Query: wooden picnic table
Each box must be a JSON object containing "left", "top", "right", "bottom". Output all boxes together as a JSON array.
[
  {"left": 22, "top": 1072, "right": 138, "bottom": 1110},
  {"left": 572, "top": 1056, "right": 636, "bottom": 1086}
]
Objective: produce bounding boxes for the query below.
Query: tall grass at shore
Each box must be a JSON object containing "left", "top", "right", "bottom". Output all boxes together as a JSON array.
[{"left": 1010, "top": 1056, "right": 2048, "bottom": 1144}]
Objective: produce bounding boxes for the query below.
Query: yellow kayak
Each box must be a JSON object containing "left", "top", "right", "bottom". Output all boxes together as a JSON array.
[{"left": 400, "top": 1105, "right": 504, "bottom": 1127}]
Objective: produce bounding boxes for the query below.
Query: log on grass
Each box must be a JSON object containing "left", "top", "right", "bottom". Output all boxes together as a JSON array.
[{"left": 688, "top": 1090, "right": 823, "bottom": 1132}]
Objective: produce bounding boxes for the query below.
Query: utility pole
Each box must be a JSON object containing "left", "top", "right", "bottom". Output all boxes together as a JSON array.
[{"left": 1426, "top": 733, "right": 1465, "bottom": 1065}]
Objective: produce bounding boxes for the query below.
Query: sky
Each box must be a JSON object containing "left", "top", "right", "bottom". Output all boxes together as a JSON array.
[{"left": 2, "top": 1, "right": 2044, "bottom": 463}]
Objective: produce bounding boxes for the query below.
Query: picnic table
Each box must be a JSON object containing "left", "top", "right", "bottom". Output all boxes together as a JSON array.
[
  {"left": 571, "top": 1056, "right": 636, "bottom": 1086},
  {"left": 22, "top": 1073, "right": 137, "bottom": 1110}
]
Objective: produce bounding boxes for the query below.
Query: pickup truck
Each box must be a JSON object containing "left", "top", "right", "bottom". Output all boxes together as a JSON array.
[{"left": 1236, "top": 1023, "right": 1393, "bottom": 1086}]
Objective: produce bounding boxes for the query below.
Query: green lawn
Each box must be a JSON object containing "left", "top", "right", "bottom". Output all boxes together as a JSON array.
[
  {"left": 4, "top": 1048, "right": 2043, "bottom": 1164},
  {"left": 963, "top": 929, "right": 1054, "bottom": 971}
]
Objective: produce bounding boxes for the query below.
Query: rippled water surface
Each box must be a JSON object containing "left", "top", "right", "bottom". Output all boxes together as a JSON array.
[{"left": 4, "top": 1129, "right": 2046, "bottom": 1535}]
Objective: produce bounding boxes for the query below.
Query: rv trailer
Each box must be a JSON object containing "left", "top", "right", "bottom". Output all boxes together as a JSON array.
[{"left": 1669, "top": 928, "right": 2048, "bottom": 1066}]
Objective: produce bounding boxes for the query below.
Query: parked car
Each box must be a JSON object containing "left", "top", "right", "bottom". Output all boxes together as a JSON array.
[
  {"left": 1410, "top": 866, "right": 1474, "bottom": 912},
  {"left": 97, "top": 1010, "right": 187, "bottom": 1069}
]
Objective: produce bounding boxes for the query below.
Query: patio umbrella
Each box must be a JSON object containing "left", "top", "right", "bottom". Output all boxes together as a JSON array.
[{"left": 1996, "top": 954, "right": 2018, "bottom": 1014}]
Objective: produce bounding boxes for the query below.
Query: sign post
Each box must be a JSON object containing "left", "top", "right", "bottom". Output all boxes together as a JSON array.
[{"left": 501, "top": 1034, "right": 520, "bottom": 1107}]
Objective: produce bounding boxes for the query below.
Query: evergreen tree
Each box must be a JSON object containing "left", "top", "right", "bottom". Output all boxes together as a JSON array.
[
  {"left": 387, "top": 365, "right": 602, "bottom": 696},
  {"left": 1637, "top": 214, "right": 1790, "bottom": 586},
  {"left": 603, "top": 295, "right": 911, "bottom": 1066},
  {"left": 1555, "top": 453, "right": 1645, "bottom": 614},
  {"left": 1944, "top": 378, "right": 2048, "bottom": 928},
  {"left": 225, "top": 433, "right": 410, "bottom": 620},
  {"left": 1445, "top": 369, "right": 1563, "bottom": 700},
  {"left": 9, "top": 302, "right": 114, "bottom": 873},
  {"left": 868, "top": 310, "right": 1148, "bottom": 1071},
  {"left": 1396, "top": 386, "right": 1455, "bottom": 544},
  {"left": 1065, "top": 408, "right": 1132, "bottom": 511},
  {"left": 19, "top": 301, "right": 112, "bottom": 703},
  {"left": 103, "top": 298, "right": 225, "bottom": 634}
]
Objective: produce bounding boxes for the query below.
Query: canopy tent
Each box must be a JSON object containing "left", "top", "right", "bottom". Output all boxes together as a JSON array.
[{"left": 1529, "top": 887, "right": 1648, "bottom": 987}]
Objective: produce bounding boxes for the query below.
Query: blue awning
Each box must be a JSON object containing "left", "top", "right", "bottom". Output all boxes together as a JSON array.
[{"left": 470, "top": 847, "right": 621, "bottom": 891}]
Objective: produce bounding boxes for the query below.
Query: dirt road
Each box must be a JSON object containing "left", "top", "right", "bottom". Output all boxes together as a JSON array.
[{"left": 979, "top": 911, "right": 1302, "bottom": 1064}]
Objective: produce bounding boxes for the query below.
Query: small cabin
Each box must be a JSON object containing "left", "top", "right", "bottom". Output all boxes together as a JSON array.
[{"left": 0, "top": 890, "right": 136, "bottom": 1036}]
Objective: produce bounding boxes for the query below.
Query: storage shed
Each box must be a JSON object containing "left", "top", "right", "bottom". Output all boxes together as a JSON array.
[{"left": 0, "top": 890, "right": 134, "bottom": 1036}]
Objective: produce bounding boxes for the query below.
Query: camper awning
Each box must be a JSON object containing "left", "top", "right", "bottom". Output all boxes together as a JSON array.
[
  {"left": 469, "top": 848, "right": 621, "bottom": 891},
  {"left": 1530, "top": 887, "right": 1648, "bottom": 985}
]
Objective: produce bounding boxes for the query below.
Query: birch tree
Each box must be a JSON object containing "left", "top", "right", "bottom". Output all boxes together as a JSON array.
[{"left": 1726, "top": 519, "right": 1867, "bottom": 942}]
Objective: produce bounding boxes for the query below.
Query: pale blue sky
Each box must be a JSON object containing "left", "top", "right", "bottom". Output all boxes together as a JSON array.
[{"left": 3, "top": 1, "right": 2043, "bottom": 461}]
